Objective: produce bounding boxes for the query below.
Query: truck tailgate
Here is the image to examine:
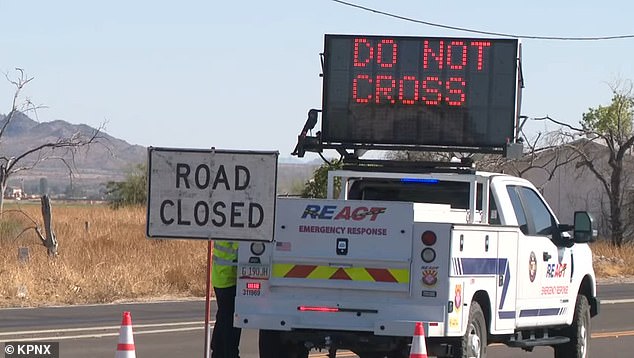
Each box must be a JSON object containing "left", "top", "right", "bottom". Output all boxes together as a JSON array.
[
  {"left": 236, "top": 198, "right": 452, "bottom": 336},
  {"left": 271, "top": 198, "right": 413, "bottom": 292}
]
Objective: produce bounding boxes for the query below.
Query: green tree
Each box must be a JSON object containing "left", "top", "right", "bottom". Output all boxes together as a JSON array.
[
  {"left": 578, "top": 84, "right": 634, "bottom": 246},
  {"left": 106, "top": 164, "right": 147, "bottom": 208},
  {"left": 301, "top": 159, "right": 342, "bottom": 199},
  {"left": 550, "top": 81, "right": 634, "bottom": 246}
]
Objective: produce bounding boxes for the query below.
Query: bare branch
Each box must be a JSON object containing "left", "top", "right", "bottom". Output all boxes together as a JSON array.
[
  {"left": 1, "top": 69, "right": 34, "bottom": 139},
  {"left": 3, "top": 208, "right": 39, "bottom": 227},
  {"left": 563, "top": 141, "right": 612, "bottom": 198},
  {"left": 4, "top": 128, "right": 102, "bottom": 176},
  {"left": 0, "top": 69, "right": 107, "bottom": 217},
  {"left": 533, "top": 115, "right": 585, "bottom": 133}
]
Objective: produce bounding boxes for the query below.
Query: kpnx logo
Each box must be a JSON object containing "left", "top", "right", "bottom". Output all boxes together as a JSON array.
[
  {"left": 301, "top": 205, "right": 386, "bottom": 221},
  {"left": 4, "top": 342, "right": 59, "bottom": 357}
]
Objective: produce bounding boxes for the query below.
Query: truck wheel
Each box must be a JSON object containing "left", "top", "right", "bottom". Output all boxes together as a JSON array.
[
  {"left": 454, "top": 301, "right": 487, "bottom": 358},
  {"left": 554, "top": 295, "right": 590, "bottom": 358}
]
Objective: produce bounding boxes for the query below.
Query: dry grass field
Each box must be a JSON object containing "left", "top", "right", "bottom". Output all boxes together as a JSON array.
[
  {"left": 0, "top": 203, "right": 208, "bottom": 307},
  {"left": 0, "top": 202, "right": 632, "bottom": 307},
  {"left": 591, "top": 240, "right": 634, "bottom": 278}
]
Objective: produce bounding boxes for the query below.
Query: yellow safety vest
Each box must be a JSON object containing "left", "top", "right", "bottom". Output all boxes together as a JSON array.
[{"left": 212, "top": 241, "right": 238, "bottom": 288}]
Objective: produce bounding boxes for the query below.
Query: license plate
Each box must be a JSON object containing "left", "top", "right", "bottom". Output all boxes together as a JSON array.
[{"left": 240, "top": 265, "right": 270, "bottom": 279}]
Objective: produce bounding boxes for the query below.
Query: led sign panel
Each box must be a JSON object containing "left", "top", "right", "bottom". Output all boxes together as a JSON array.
[{"left": 322, "top": 35, "right": 519, "bottom": 148}]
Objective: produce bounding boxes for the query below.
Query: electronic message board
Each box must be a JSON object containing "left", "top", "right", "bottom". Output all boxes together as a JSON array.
[{"left": 322, "top": 35, "right": 519, "bottom": 149}]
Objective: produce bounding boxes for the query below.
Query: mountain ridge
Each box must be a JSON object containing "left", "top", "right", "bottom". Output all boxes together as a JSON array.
[
  {"left": 1, "top": 113, "right": 317, "bottom": 197},
  {"left": 0, "top": 112, "right": 147, "bottom": 166},
  {"left": 1, "top": 112, "right": 147, "bottom": 195}
]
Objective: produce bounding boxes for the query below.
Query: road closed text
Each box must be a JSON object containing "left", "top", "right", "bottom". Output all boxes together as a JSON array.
[
  {"left": 158, "top": 163, "right": 264, "bottom": 228},
  {"left": 160, "top": 199, "right": 263, "bottom": 228}
]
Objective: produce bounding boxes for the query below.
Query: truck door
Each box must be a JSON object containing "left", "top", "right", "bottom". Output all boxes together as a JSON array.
[
  {"left": 490, "top": 193, "right": 519, "bottom": 333},
  {"left": 508, "top": 185, "right": 572, "bottom": 327}
]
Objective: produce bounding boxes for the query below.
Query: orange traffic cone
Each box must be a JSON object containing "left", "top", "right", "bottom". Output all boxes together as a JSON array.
[
  {"left": 409, "top": 321, "right": 428, "bottom": 358},
  {"left": 115, "top": 311, "right": 136, "bottom": 358}
]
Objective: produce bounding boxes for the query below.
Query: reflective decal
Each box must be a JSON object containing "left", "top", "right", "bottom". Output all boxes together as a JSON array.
[
  {"left": 454, "top": 284, "right": 463, "bottom": 311},
  {"left": 273, "top": 264, "right": 409, "bottom": 283},
  {"left": 422, "top": 266, "right": 439, "bottom": 287}
]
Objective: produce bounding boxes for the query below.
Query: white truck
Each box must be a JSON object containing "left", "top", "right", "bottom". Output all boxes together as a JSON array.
[
  {"left": 234, "top": 34, "right": 599, "bottom": 358},
  {"left": 235, "top": 162, "right": 599, "bottom": 358}
]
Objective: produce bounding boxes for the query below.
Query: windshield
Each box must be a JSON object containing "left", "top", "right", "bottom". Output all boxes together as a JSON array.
[{"left": 348, "top": 179, "right": 482, "bottom": 210}]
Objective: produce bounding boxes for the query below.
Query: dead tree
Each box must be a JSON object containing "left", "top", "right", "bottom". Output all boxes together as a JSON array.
[
  {"left": 39, "top": 195, "right": 57, "bottom": 256},
  {"left": 10, "top": 198, "right": 57, "bottom": 257},
  {"left": 0, "top": 68, "right": 103, "bottom": 216}
]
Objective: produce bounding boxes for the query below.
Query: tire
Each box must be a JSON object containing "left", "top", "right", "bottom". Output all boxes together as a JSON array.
[
  {"left": 258, "top": 330, "right": 309, "bottom": 358},
  {"left": 554, "top": 295, "right": 590, "bottom": 358},
  {"left": 454, "top": 301, "right": 487, "bottom": 358}
]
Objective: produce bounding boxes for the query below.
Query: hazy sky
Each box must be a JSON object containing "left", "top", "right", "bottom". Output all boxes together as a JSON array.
[{"left": 1, "top": 0, "right": 633, "bottom": 161}]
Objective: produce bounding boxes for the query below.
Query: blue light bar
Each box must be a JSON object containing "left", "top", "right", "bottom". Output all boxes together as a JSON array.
[{"left": 400, "top": 178, "right": 439, "bottom": 184}]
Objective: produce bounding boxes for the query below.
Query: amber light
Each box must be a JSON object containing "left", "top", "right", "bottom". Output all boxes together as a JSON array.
[
  {"left": 422, "top": 231, "right": 437, "bottom": 246},
  {"left": 298, "top": 306, "right": 339, "bottom": 313},
  {"left": 247, "top": 282, "right": 261, "bottom": 290}
]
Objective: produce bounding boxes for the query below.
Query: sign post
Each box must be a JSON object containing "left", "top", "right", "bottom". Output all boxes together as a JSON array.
[
  {"left": 146, "top": 147, "right": 278, "bottom": 358},
  {"left": 204, "top": 239, "right": 212, "bottom": 358}
]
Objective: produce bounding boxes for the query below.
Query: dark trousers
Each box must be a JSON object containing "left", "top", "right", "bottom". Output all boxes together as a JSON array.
[{"left": 211, "top": 285, "right": 241, "bottom": 358}]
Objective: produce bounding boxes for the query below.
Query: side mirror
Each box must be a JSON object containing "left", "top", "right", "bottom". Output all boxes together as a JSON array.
[{"left": 573, "top": 211, "right": 597, "bottom": 243}]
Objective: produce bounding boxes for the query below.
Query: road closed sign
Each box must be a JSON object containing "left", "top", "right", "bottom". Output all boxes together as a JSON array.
[{"left": 146, "top": 147, "right": 278, "bottom": 242}]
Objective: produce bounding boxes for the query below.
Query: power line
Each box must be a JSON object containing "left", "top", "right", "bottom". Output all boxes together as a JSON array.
[{"left": 332, "top": 0, "right": 634, "bottom": 41}]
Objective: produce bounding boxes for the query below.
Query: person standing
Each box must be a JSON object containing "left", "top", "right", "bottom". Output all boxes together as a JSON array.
[{"left": 211, "top": 240, "right": 241, "bottom": 358}]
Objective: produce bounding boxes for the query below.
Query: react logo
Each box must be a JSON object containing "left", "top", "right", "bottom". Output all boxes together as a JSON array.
[
  {"left": 546, "top": 263, "right": 567, "bottom": 278},
  {"left": 301, "top": 205, "right": 386, "bottom": 221}
]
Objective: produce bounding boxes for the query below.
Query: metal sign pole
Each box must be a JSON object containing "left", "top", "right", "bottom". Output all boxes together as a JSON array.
[{"left": 204, "top": 239, "right": 213, "bottom": 358}]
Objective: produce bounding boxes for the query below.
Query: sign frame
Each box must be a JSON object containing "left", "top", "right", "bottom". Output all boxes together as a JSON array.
[{"left": 146, "top": 147, "right": 278, "bottom": 242}]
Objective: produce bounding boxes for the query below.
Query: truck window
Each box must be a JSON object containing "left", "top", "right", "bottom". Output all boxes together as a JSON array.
[
  {"left": 348, "top": 179, "right": 482, "bottom": 210},
  {"left": 507, "top": 186, "right": 529, "bottom": 234},
  {"left": 518, "top": 187, "right": 556, "bottom": 236},
  {"left": 489, "top": 192, "right": 501, "bottom": 225},
  {"left": 507, "top": 185, "right": 556, "bottom": 236}
]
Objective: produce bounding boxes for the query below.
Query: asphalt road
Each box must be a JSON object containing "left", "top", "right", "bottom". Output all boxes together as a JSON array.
[{"left": 1, "top": 283, "right": 633, "bottom": 358}]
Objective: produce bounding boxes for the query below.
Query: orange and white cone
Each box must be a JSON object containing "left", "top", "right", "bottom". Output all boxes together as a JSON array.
[
  {"left": 409, "top": 321, "right": 428, "bottom": 358},
  {"left": 115, "top": 311, "right": 136, "bottom": 358}
]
